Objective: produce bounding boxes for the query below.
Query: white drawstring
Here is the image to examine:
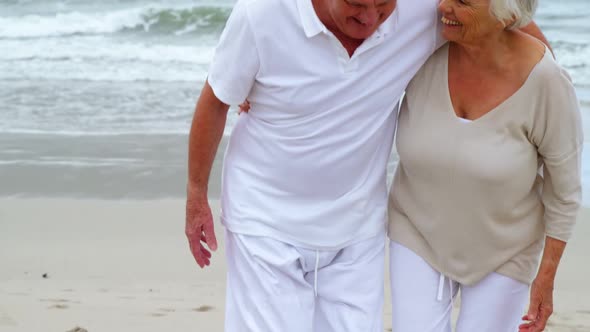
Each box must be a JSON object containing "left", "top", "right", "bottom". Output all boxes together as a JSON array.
[
  {"left": 449, "top": 277, "right": 455, "bottom": 307},
  {"left": 436, "top": 273, "right": 445, "bottom": 301},
  {"left": 314, "top": 250, "right": 320, "bottom": 297},
  {"left": 436, "top": 272, "right": 456, "bottom": 309}
]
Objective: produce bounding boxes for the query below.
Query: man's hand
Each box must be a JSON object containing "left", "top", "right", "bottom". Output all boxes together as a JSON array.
[
  {"left": 185, "top": 185, "right": 218, "bottom": 268},
  {"left": 519, "top": 276, "right": 554, "bottom": 332}
]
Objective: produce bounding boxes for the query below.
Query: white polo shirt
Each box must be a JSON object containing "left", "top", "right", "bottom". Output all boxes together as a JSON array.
[{"left": 208, "top": 0, "right": 443, "bottom": 250}]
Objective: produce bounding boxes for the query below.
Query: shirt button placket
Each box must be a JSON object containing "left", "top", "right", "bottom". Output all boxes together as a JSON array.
[{"left": 346, "top": 58, "right": 358, "bottom": 73}]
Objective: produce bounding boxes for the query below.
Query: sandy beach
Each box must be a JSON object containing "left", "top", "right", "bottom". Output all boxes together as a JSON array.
[
  {"left": 1, "top": 199, "right": 589, "bottom": 332},
  {"left": 1, "top": 1, "right": 588, "bottom": 331}
]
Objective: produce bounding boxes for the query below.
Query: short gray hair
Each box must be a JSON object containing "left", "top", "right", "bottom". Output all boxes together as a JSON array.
[{"left": 489, "top": 0, "right": 538, "bottom": 30}]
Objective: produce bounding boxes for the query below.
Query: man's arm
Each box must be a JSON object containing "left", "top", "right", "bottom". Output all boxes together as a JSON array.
[
  {"left": 520, "top": 21, "right": 554, "bottom": 55},
  {"left": 186, "top": 80, "right": 230, "bottom": 268}
]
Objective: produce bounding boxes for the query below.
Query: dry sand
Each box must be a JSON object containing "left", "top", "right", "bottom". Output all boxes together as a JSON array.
[{"left": 0, "top": 199, "right": 589, "bottom": 331}]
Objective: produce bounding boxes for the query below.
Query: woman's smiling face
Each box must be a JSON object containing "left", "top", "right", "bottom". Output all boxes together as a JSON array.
[{"left": 438, "top": 0, "right": 506, "bottom": 44}]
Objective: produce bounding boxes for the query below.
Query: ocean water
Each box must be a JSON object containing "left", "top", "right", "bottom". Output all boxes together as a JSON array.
[{"left": 0, "top": 0, "right": 589, "bottom": 200}]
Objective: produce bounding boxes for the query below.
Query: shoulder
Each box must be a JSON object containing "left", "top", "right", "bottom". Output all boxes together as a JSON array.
[
  {"left": 512, "top": 33, "right": 572, "bottom": 91},
  {"left": 408, "top": 44, "right": 447, "bottom": 87},
  {"left": 237, "top": 0, "right": 294, "bottom": 19},
  {"left": 225, "top": 0, "right": 297, "bottom": 38},
  {"left": 420, "top": 43, "right": 447, "bottom": 78},
  {"left": 526, "top": 47, "right": 580, "bottom": 138},
  {"left": 539, "top": 56, "right": 573, "bottom": 85},
  {"left": 532, "top": 51, "right": 576, "bottom": 102}
]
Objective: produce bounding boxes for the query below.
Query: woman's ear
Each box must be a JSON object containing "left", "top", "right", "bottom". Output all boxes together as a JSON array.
[{"left": 500, "top": 15, "right": 517, "bottom": 30}]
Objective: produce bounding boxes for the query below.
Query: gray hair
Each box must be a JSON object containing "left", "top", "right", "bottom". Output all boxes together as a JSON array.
[{"left": 489, "top": 0, "right": 538, "bottom": 30}]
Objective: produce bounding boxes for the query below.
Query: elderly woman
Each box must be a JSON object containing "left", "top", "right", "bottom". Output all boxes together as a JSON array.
[{"left": 388, "top": 0, "right": 583, "bottom": 331}]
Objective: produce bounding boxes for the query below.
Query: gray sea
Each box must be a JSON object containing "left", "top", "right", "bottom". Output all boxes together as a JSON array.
[{"left": 0, "top": 0, "right": 589, "bottom": 201}]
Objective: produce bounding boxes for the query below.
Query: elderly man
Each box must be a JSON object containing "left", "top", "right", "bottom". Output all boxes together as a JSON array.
[{"left": 186, "top": 0, "right": 549, "bottom": 331}]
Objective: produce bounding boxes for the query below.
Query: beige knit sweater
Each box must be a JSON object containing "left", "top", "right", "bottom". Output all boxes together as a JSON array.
[{"left": 388, "top": 44, "right": 583, "bottom": 285}]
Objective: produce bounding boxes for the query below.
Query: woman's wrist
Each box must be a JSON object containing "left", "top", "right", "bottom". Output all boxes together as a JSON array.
[
  {"left": 534, "top": 269, "right": 556, "bottom": 287},
  {"left": 535, "top": 236, "right": 567, "bottom": 284}
]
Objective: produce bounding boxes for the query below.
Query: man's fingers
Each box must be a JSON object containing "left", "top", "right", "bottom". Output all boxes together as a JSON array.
[
  {"left": 186, "top": 224, "right": 215, "bottom": 268},
  {"left": 201, "top": 247, "right": 212, "bottom": 259},
  {"left": 202, "top": 219, "right": 218, "bottom": 251},
  {"left": 198, "top": 243, "right": 211, "bottom": 266},
  {"left": 185, "top": 196, "right": 215, "bottom": 268},
  {"left": 187, "top": 225, "right": 208, "bottom": 268},
  {"left": 189, "top": 239, "right": 206, "bottom": 268}
]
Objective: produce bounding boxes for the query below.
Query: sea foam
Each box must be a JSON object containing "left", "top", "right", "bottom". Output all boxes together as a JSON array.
[{"left": 0, "top": 5, "right": 230, "bottom": 39}]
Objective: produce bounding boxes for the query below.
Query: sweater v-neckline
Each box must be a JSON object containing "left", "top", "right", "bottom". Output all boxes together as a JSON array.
[{"left": 442, "top": 43, "right": 549, "bottom": 125}]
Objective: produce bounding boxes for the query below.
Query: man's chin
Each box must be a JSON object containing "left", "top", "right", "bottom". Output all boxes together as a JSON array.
[{"left": 345, "top": 27, "right": 378, "bottom": 40}]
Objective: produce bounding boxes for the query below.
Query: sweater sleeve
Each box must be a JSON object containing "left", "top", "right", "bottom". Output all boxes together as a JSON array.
[{"left": 531, "top": 64, "right": 584, "bottom": 242}]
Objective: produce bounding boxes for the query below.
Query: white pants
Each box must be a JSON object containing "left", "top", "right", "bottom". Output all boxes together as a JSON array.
[
  {"left": 224, "top": 230, "right": 386, "bottom": 332},
  {"left": 389, "top": 241, "right": 530, "bottom": 332}
]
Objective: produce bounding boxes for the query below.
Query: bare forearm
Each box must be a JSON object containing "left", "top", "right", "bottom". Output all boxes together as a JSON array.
[
  {"left": 188, "top": 81, "right": 229, "bottom": 195},
  {"left": 521, "top": 236, "right": 566, "bottom": 331},
  {"left": 535, "top": 236, "right": 567, "bottom": 285}
]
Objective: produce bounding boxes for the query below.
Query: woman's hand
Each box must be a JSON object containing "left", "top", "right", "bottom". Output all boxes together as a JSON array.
[
  {"left": 238, "top": 100, "right": 251, "bottom": 114},
  {"left": 519, "top": 236, "right": 566, "bottom": 332},
  {"left": 519, "top": 276, "right": 554, "bottom": 332}
]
